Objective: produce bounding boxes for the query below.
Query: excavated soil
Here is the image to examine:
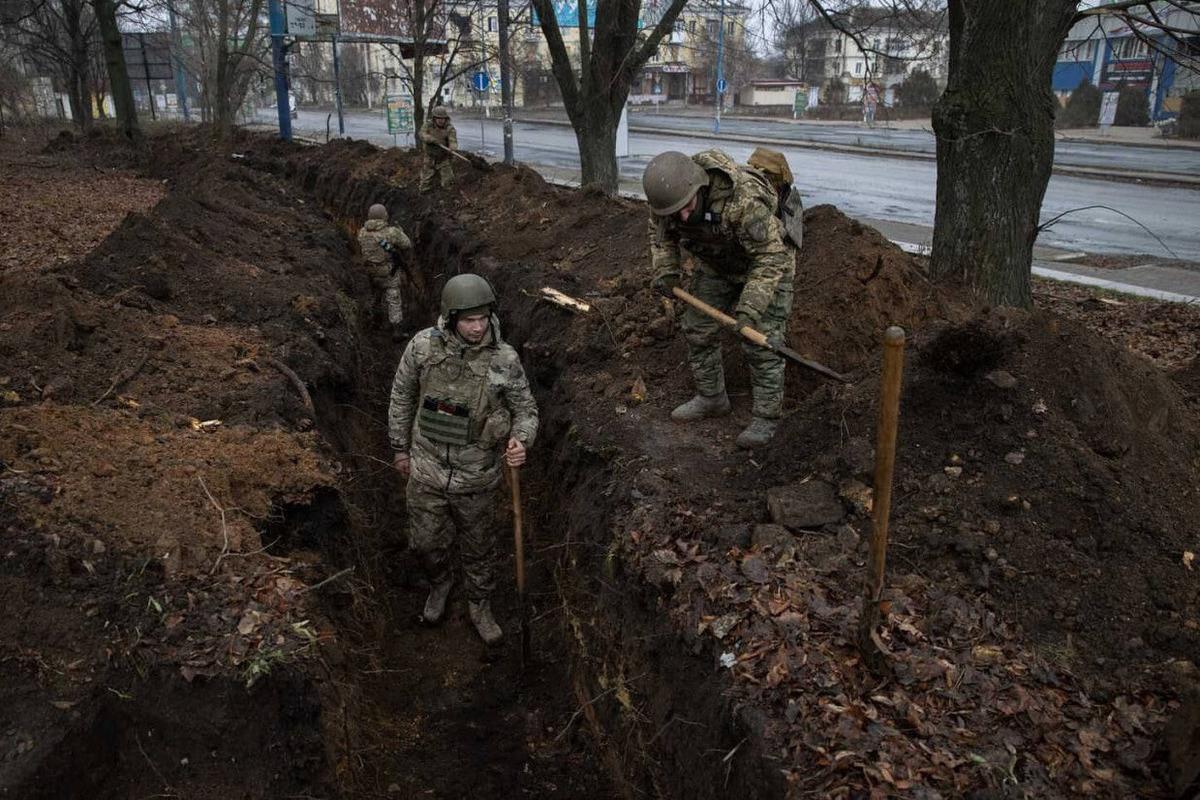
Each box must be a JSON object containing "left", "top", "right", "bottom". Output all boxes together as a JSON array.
[{"left": 3, "top": 127, "right": 1199, "bottom": 799}]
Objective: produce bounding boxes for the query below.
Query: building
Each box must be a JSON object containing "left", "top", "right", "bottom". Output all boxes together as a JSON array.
[
  {"left": 1053, "top": 3, "right": 1200, "bottom": 122},
  {"left": 737, "top": 78, "right": 811, "bottom": 109},
  {"left": 630, "top": 0, "right": 751, "bottom": 106},
  {"left": 780, "top": 6, "right": 947, "bottom": 105}
]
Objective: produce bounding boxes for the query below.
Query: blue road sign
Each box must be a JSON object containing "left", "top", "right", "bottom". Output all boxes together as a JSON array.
[
  {"left": 472, "top": 71, "right": 490, "bottom": 92},
  {"left": 716, "top": 77, "right": 727, "bottom": 94}
]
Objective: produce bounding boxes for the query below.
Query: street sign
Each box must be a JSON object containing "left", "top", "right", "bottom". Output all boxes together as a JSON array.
[
  {"left": 472, "top": 71, "right": 490, "bottom": 92},
  {"left": 716, "top": 77, "right": 727, "bottom": 94},
  {"left": 793, "top": 89, "right": 805, "bottom": 118},
  {"left": 386, "top": 94, "right": 414, "bottom": 135},
  {"left": 284, "top": 0, "right": 316, "bottom": 37}
]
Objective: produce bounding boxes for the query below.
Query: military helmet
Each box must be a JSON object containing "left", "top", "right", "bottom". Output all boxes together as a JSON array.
[
  {"left": 642, "top": 151, "right": 709, "bottom": 216},
  {"left": 367, "top": 203, "right": 388, "bottom": 221},
  {"left": 430, "top": 106, "right": 450, "bottom": 120},
  {"left": 441, "top": 273, "right": 496, "bottom": 319}
]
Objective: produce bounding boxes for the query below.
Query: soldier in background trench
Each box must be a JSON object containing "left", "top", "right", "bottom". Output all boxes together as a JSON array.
[
  {"left": 643, "top": 149, "right": 796, "bottom": 449},
  {"left": 419, "top": 106, "right": 458, "bottom": 193},
  {"left": 356, "top": 203, "right": 413, "bottom": 341},
  {"left": 387, "top": 274, "right": 538, "bottom": 645}
]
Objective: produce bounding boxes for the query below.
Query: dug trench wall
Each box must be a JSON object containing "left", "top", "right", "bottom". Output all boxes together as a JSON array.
[{"left": 271, "top": 141, "right": 788, "bottom": 797}]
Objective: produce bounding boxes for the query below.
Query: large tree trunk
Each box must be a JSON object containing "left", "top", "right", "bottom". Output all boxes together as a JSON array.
[
  {"left": 929, "top": 0, "right": 1077, "bottom": 308},
  {"left": 94, "top": 0, "right": 140, "bottom": 141},
  {"left": 572, "top": 102, "right": 619, "bottom": 190}
]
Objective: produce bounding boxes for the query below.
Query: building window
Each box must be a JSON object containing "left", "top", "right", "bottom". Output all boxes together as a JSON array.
[
  {"left": 707, "top": 19, "right": 718, "bottom": 37},
  {"left": 689, "top": 20, "right": 695, "bottom": 33},
  {"left": 487, "top": 16, "right": 497, "bottom": 32},
  {"left": 1115, "top": 37, "right": 1147, "bottom": 59},
  {"left": 854, "top": 62, "right": 862, "bottom": 75},
  {"left": 727, "top": 20, "right": 734, "bottom": 35},
  {"left": 834, "top": 38, "right": 842, "bottom": 53}
]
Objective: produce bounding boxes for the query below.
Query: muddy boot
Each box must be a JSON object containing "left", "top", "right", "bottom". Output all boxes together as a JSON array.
[
  {"left": 736, "top": 417, "right": 778, "bottom": 449},
  {"left": 422, "top": 578, "right": 453, "bottom": 624},
  {"left": 670, "top": 392, "right": 731, "bottom": 422},
  {"left": 468, "top": 600, "right": 503, "bottom": 646}
]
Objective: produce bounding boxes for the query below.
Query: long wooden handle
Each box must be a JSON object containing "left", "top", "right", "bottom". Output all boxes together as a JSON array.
[
  {"left": 434, "top": 142, "right": 472, "bottom": 164},
  {"left": 671, "top": 286, "right": 760, "bottom": 340},
  {"left": 509, "top": 465, "right": 525, "bottom": 596},
  {"left": 866, "top": 326, "right": 906, "bottom": 605}
]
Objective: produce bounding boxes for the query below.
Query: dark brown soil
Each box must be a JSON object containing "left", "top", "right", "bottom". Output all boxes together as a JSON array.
[{"left": 4, "top": 126, "right": 1199, "bottom": 800}]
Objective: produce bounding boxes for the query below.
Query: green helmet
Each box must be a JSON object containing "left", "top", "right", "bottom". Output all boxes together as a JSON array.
[
  {"left": 430, "top": 106, "right": 450, "bottom": 120},
  {"left": 643, "top": 151, "right": 709, "bottom": 216},
  {"left": 441, "top": 273, "right": 496, "bottom": 319},
  {"left": 367, "top": 203, "right": 388, "bottom": 221}
]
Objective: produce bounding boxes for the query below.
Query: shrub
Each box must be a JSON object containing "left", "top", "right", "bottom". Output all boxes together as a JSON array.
[
  {"left": 1056, "top": 80, "right": 1101, "bottom": 128},
  {"left": 1114, "top": 85, "right": 1149, "bottom": 126},
  {"left": 897, "top": 69, "right": 939, "bottom": 107},
  {"left": 1177, "top": 90, "right": 1200, "bottom": 139}
]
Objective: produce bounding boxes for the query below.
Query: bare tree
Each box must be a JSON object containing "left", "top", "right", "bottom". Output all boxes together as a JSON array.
[
  {"left": 170, "top": 0, "right": 268, "bottom": 136},
  {"left": 2, "top": 0, "right": 102, "bottom": 129},
  {"left": 530, "top": 0, "right": 690, "bottom": 193},
  {"left": 94, "top": 0, "right": 139, "bottom": 138},
  {"left": 804, "top": 0, "right": 1196, "bottom": 308}
]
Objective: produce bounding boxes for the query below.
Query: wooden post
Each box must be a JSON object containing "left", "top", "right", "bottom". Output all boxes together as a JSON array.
[{"left": 858, "top": 326, "right": 906, "bottom": 673}]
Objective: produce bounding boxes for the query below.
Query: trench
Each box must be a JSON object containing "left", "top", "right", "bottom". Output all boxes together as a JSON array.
[
  {"left": 5, "top": 138, "right": 782, "bottom": 799},
  {"left": 274, "top": 146, "right": 787, "bottom": 799}
]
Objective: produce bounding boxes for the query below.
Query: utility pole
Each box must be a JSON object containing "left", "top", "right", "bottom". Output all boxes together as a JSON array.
[
  {"left": 331, "top": 35, "right": 344, "bottom": 135},
  {"left": 713, "top": 0, "right": 725, "bottom": 134},
  {"left": 139, "top": 33, "right": 157, "bottom": 121},
  {"left": 167, "top": 0, "right": 190, "bottom": 121},
  {"left": 498, "top": 0, "right": 513, "bottom": 165},
  {"left": 267, "top": 0, "right": 292, "bottom": 140}
]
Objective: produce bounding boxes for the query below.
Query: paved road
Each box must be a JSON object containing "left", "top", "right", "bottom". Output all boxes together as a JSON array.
[
  {"left": 625, "top": 113, "right": 1200, "bottom": 176},
  {"left": 269, "top": 108, "right": 1200, "bottom": 261}
]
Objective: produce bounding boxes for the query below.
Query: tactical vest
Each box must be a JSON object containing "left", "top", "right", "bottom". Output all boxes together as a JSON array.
[{"left": 416, "top": 331, "right": 497, "bottom": 447}]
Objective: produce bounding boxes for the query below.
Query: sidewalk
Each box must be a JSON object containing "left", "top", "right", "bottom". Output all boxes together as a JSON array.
[{"left": 455, "top": 104, "right": 1200, "bottom": 152}]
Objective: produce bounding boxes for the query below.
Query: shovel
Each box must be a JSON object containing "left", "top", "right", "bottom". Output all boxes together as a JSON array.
[
  {"left": 432, "top": 141, "right": 492, "bottom": 172},
  {"left": 507, "top": 464, "right": 531, "bottom": 666},
  {"left": 670, "top": 286, "right": 850, "bottom": 383}
]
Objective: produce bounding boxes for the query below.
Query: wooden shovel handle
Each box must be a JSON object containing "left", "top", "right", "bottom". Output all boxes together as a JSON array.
[
  {"left": 508, "top": 465, "right": 525, "bottom": 596},
  {"left": 671, "top": 286, "right": 765, "bottom": 344}
]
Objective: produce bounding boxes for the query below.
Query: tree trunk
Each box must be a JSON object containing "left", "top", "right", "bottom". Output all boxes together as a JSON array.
[
  {"left": 95, "top": 0, "right": 140, "bottom": 141},
  {"left": 573, "top": 102, "right": 619, "bottom": 191},
  {"left": 929, "top": 0, "right": 1076, "bottom": 308}
]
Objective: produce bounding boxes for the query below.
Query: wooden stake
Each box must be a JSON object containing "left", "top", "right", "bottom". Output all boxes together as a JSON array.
[{"left": 858, "top": 325, "right": 906, "bottom": 673}]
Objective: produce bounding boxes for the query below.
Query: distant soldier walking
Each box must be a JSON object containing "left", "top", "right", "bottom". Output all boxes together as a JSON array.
[
  {"left": 388, "top": 274, "right": 539, "bottom": 645},
  {"left": 419, "top": 106, "right": 458, "bottom": 193},
  {"left": 357, "top": 203, "right": 413, "bottom": 341},
  {"left": 643, "top": 149, "right": 795, "bottom": 449}
]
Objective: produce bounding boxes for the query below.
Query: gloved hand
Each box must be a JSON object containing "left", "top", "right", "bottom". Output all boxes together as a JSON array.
[
  {"left": 652, "top": 272, "right": 681, "bottom": 299},
  {"left": 734, "top": 311, "right": 758, "bottom": 332}
]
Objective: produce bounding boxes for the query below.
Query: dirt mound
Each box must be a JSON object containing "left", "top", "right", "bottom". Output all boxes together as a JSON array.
[{"left": 790, "top": 204, "right": 964, "bottom": 371}]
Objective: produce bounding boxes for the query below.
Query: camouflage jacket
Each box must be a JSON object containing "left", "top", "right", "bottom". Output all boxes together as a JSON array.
[
  {"left": 357, "top": 219, "right": 412, "bottom": 281},
  {"left": 387, "top": 315, "right": 538, "bottom": 494},
  {"left": 649, "top": 149, "right": 794, "bottom": 323},
  {"left": 419, "top": 121, "right": 458, "bottom": 161}
]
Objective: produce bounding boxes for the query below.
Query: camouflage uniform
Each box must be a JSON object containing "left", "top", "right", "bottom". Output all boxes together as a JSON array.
[
  {"left": 357, "top": 219, "right": 413, "bottom": 327},
  {"left": 387, "top": 315, "right": 538, "bottom": 602},
  {"left": 649, "top": 149, "right": 795, "bottom": 420},
  {"left": 418, "top": 119, "right": 458, "bottom": 192}
]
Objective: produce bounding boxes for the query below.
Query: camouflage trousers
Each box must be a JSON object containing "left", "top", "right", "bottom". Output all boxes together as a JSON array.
[
  {"left": 682, "top": 266, "right": 795, "bottom": 420},
  {"left": 371, "top": 273, "right": 404, "bottom": 327},
  {"left": 406, "top": 478, "right": 496, "bottom": 602},
  {"left": 419, "top": 158, "right": 454, "bottom": 192}
]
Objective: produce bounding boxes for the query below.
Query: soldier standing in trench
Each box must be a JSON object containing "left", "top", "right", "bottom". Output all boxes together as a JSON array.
[
  {"left": 357, "top": 203, "right": 413, "bottom": 342},
  {"left": 387, "top": 274, "right": 538, "bottom": 645},
  {"left": 643, "top": 149, "right": 796, "bottom": 449},
  {"left": 418, "top": 106, "right": 458, "bottom": 193}
]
